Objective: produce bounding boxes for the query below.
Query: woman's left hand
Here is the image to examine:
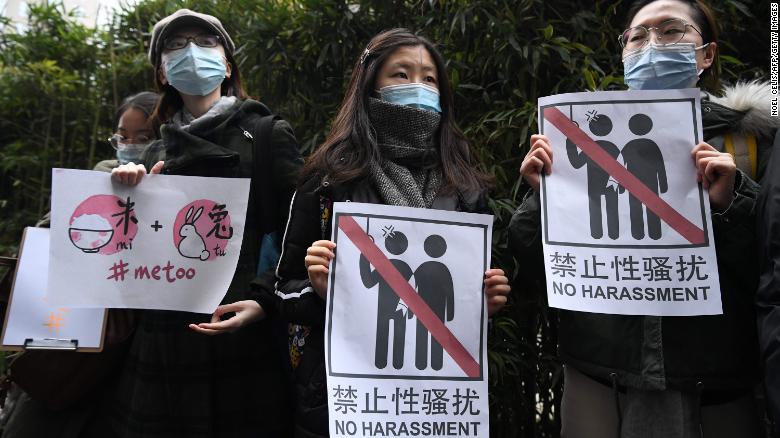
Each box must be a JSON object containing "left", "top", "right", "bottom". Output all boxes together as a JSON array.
[
  {"left": 189, "top": 300, "right": 265, "bottom": 335},
  {"left": 485, "top": 269, "right": 510, "bottom": 317},
  {"left": 692, "top": 142, "right": 736, "bottom": 212}
]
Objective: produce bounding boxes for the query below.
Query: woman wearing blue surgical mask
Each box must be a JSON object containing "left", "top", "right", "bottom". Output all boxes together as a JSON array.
[
  {"left": 510, "top": 1, "right": 779, "bottom": 437},
  {"left": 102, "top": 92, "right": 160, "bottom": 169},
  {"left": 273, "top": 29, "right": 510, "bottom": 437},
  {"left": 108, "top": 9, "right": 302, "bottom": 437},
  {"left": 0, "top": 92, "right": 159, "bottom": 438}
]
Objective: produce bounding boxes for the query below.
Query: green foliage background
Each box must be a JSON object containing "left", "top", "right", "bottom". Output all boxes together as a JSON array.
[{"left": 0, "top": 1, "right": 769, "bottom": 436}]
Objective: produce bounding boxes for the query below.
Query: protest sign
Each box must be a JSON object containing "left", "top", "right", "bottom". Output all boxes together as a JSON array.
[
  {"left": 324, "top": 202, "right": 491, "bottom": 437},
  {"left": 2, "top": 227, "right": 106, "bottom": 351},
  {"left": 47, "top": 169, "right": 249, "bottom": 313},
  {"left": 538, "top": 88, "right": 721, "bottom": 316}
]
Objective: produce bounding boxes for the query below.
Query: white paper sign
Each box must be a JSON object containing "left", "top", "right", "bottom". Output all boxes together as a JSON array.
[
  {"left": 538, "top": 89, "right": 721, "bottom": 316},
  {"left": 48, "top": 169, "right": 250, "bottom": 313},
  {"left": 325, "top": 202, "right": 491, "bottom": 437},
  {"left": 2, "top": 227, "right": 105, "bottom": 349}
]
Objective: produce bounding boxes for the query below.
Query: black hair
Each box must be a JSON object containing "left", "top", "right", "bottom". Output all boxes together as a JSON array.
[
  {"left": 116, "top": 91, "right": 161, "bottom": 137},
  {"left": 302, "top": 28, "right": 492, "bottom": 193},
  {"left": 624, "top": 0, "right": 721, "bottom": 92}
]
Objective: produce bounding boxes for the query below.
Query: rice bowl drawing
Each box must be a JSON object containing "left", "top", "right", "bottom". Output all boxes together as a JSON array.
[
  {"left": 68, "top": 194, "right": 138, "bottom": 255},
  {"left": 69, "top": 214, "right": 114, "bottom": 252}
]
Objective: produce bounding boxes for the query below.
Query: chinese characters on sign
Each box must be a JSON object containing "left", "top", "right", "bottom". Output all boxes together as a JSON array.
[
  {"left": 538, "top": 89, "right": 721, "bottom": 316},
  {"left": 325, "top": 202, "right": 492, "bottom": 437},
  {"left": 48, "top": 169, "right": 250, "bottom": 313}
]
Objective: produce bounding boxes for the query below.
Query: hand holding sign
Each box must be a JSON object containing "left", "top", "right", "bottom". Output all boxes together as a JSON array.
[
  {"left": 110, "top": 161, "right": 165, "bottom": 186},
  {"left": 692, "top": 142, "right": 737, "bottom": 211},
  {"left": 306, "top": 240, "right": 337, "bottom": 299},
  {"left": 537, "top": 89, "right": 722, "bottom": 316},
  {"left": 520, "top": 134, "right": 553, "bottom": 192},
  {"left": 49, "top": 169, "right": 250, "bottom": 313},
  {"left": 110, "top": 163, "right": 258, "bottom": 326},
  {"left": 325, "top": 203, "right": 492, "bottom": 437},
  {"left": 484, "top": 268, "right": 510, "bottom": 316}
]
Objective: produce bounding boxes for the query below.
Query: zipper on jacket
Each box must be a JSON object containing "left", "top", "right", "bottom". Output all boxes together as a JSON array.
[{"left": 237, "top": 124, "right": 253, "bottom": 141}]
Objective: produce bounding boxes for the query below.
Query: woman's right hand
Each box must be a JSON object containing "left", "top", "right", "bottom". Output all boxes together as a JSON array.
[
  {"left": 111, "top": 161, "right": 165, "bottom": 186},
  {"left": 305, "top": 240, "right": 337, "bottom": 300},
  {"left": 519, "top": 134, "right": 553, "bottom": 192}
]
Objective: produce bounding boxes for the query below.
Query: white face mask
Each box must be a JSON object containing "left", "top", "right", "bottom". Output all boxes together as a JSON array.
[{"left": 622, "top": 43, "right": 709, "bottom": 90}]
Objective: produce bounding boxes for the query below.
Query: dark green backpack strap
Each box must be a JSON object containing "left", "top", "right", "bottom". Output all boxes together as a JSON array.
[
  {"left": 248, "top": 113, "right": 279, "bottom": 230},
  {"left": 249, "top": 113, "right": 281, "bottom": 274}
]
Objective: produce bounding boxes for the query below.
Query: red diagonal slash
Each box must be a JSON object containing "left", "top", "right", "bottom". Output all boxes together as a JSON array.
[
  {"left": 544, "top": 106, "right": 705, "bottom": 245},
  {"left": 338, "top": 215, "right": 481, "bottom": 378}
]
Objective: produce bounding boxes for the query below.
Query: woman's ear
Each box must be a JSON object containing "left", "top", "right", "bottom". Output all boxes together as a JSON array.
[
  {"left": 225, "top": 58, "right": 232, "bottom": 79},
  {"left": 701, "top": 41, "right": 717, "bottom": 70},
  {"left": 158, "top": 65, "right": 168, "bottom": 86}
]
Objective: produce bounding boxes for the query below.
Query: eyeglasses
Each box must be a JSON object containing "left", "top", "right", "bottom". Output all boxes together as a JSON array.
[
  {"left": 108, "top": 134, "right": 152, "bottom": 149},
  {"left": 618, "top": 18, "right": 703, "bottom": 52},
  {"left": 163, "top": 34, "right": 220, "bottom": 51}
]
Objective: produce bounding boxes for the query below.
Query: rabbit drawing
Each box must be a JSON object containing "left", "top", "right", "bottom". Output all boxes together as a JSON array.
[{"left": 177, "top": 206, "right": 210, "bottom": 261}]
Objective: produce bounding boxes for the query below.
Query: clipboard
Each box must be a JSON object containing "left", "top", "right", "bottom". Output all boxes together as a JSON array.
[{"left": 0, "top": 227, "right": 107, "bottom": 352}]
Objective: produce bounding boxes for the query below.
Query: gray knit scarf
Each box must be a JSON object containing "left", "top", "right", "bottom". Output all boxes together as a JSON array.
[
  {"left": 171, "top": 96, "right": 238, "bottom": 131},
  {"left": 367, "top": 97, "right": 442, "bottom": 208}
]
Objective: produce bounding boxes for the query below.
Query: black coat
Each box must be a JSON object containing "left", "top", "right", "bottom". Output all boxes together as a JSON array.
[
  {"left": 509, "top": 84, "right": 777, "bottom": 394},
  {"left": 757, "top": 130, "right": 780, "bottom": 435},
  {"left": 272, "top": 174, "right": 486, "bottom": 437},
  {"left": 107, "top": 99, "right": 303, "bottom": 438}
]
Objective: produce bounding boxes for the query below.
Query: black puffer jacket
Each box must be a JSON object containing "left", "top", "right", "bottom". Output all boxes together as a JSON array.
[
  {"left": 273, "top": 174, "right": 486, "bottom": 438},
  {"left": 509, "top": 82, "right": 778, "bottom": 394}
]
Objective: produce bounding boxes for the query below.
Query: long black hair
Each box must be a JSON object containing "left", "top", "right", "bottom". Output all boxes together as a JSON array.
[{"left": 302, "top": 28, "right": 492, "bottom": 193}]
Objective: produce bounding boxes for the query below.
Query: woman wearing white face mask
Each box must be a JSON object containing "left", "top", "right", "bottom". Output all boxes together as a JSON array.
[
  {"left": 510, "top": 1, "right": 779, "bottom": 437},
  {"left": 108, "top": 9, "right": 302, "bottom": 437}
]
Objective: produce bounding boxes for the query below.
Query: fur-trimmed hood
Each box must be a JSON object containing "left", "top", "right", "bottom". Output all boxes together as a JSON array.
[{"left": 706, "top": 81, "right": 780, "bottom": 138}]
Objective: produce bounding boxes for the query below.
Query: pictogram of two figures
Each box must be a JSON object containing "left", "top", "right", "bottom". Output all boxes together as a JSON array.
[
  {"left": 359, "top": 229, "right": 454, "bottom": 371},
  {"left": 568, "top": 112, "right": 667, "bottom": 240}
]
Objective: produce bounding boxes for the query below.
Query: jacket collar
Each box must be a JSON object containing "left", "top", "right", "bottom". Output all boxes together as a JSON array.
[
  {"left": 703, "top": 81, "right": 780, "bottom": 139},
  {"left": 317, "top": 175, "right": 483, "bottom": 213},
  {"left": 159, "top": 108, "right": 239, "bottom": 172}
]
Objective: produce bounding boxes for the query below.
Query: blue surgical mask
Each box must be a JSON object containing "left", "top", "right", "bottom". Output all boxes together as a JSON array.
[
  {"left": 116, "top": 143, "right": 148, "bottom": 165},
  {"left": 163, "top": 43, "right": 226, "bottom": 96},
  {"left": 378, "top": 83, "right": 442, "bottom": 113},
  {"left": 622, "top": 43, "right": 707, "bottom": 90}
]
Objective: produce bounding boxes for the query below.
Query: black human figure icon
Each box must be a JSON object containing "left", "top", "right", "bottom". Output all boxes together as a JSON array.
[
  {"left": 620, "top": 113, "right": 668, "bottom": 240},
  {"left": 566, "top": 113, "right": 622, "bottom": 239},
  {"left": 359, "top": 230, "right": 413, "bottom": 370},
  {"left": 412, "top": 234, "right": 455, "bottom": 371}
]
